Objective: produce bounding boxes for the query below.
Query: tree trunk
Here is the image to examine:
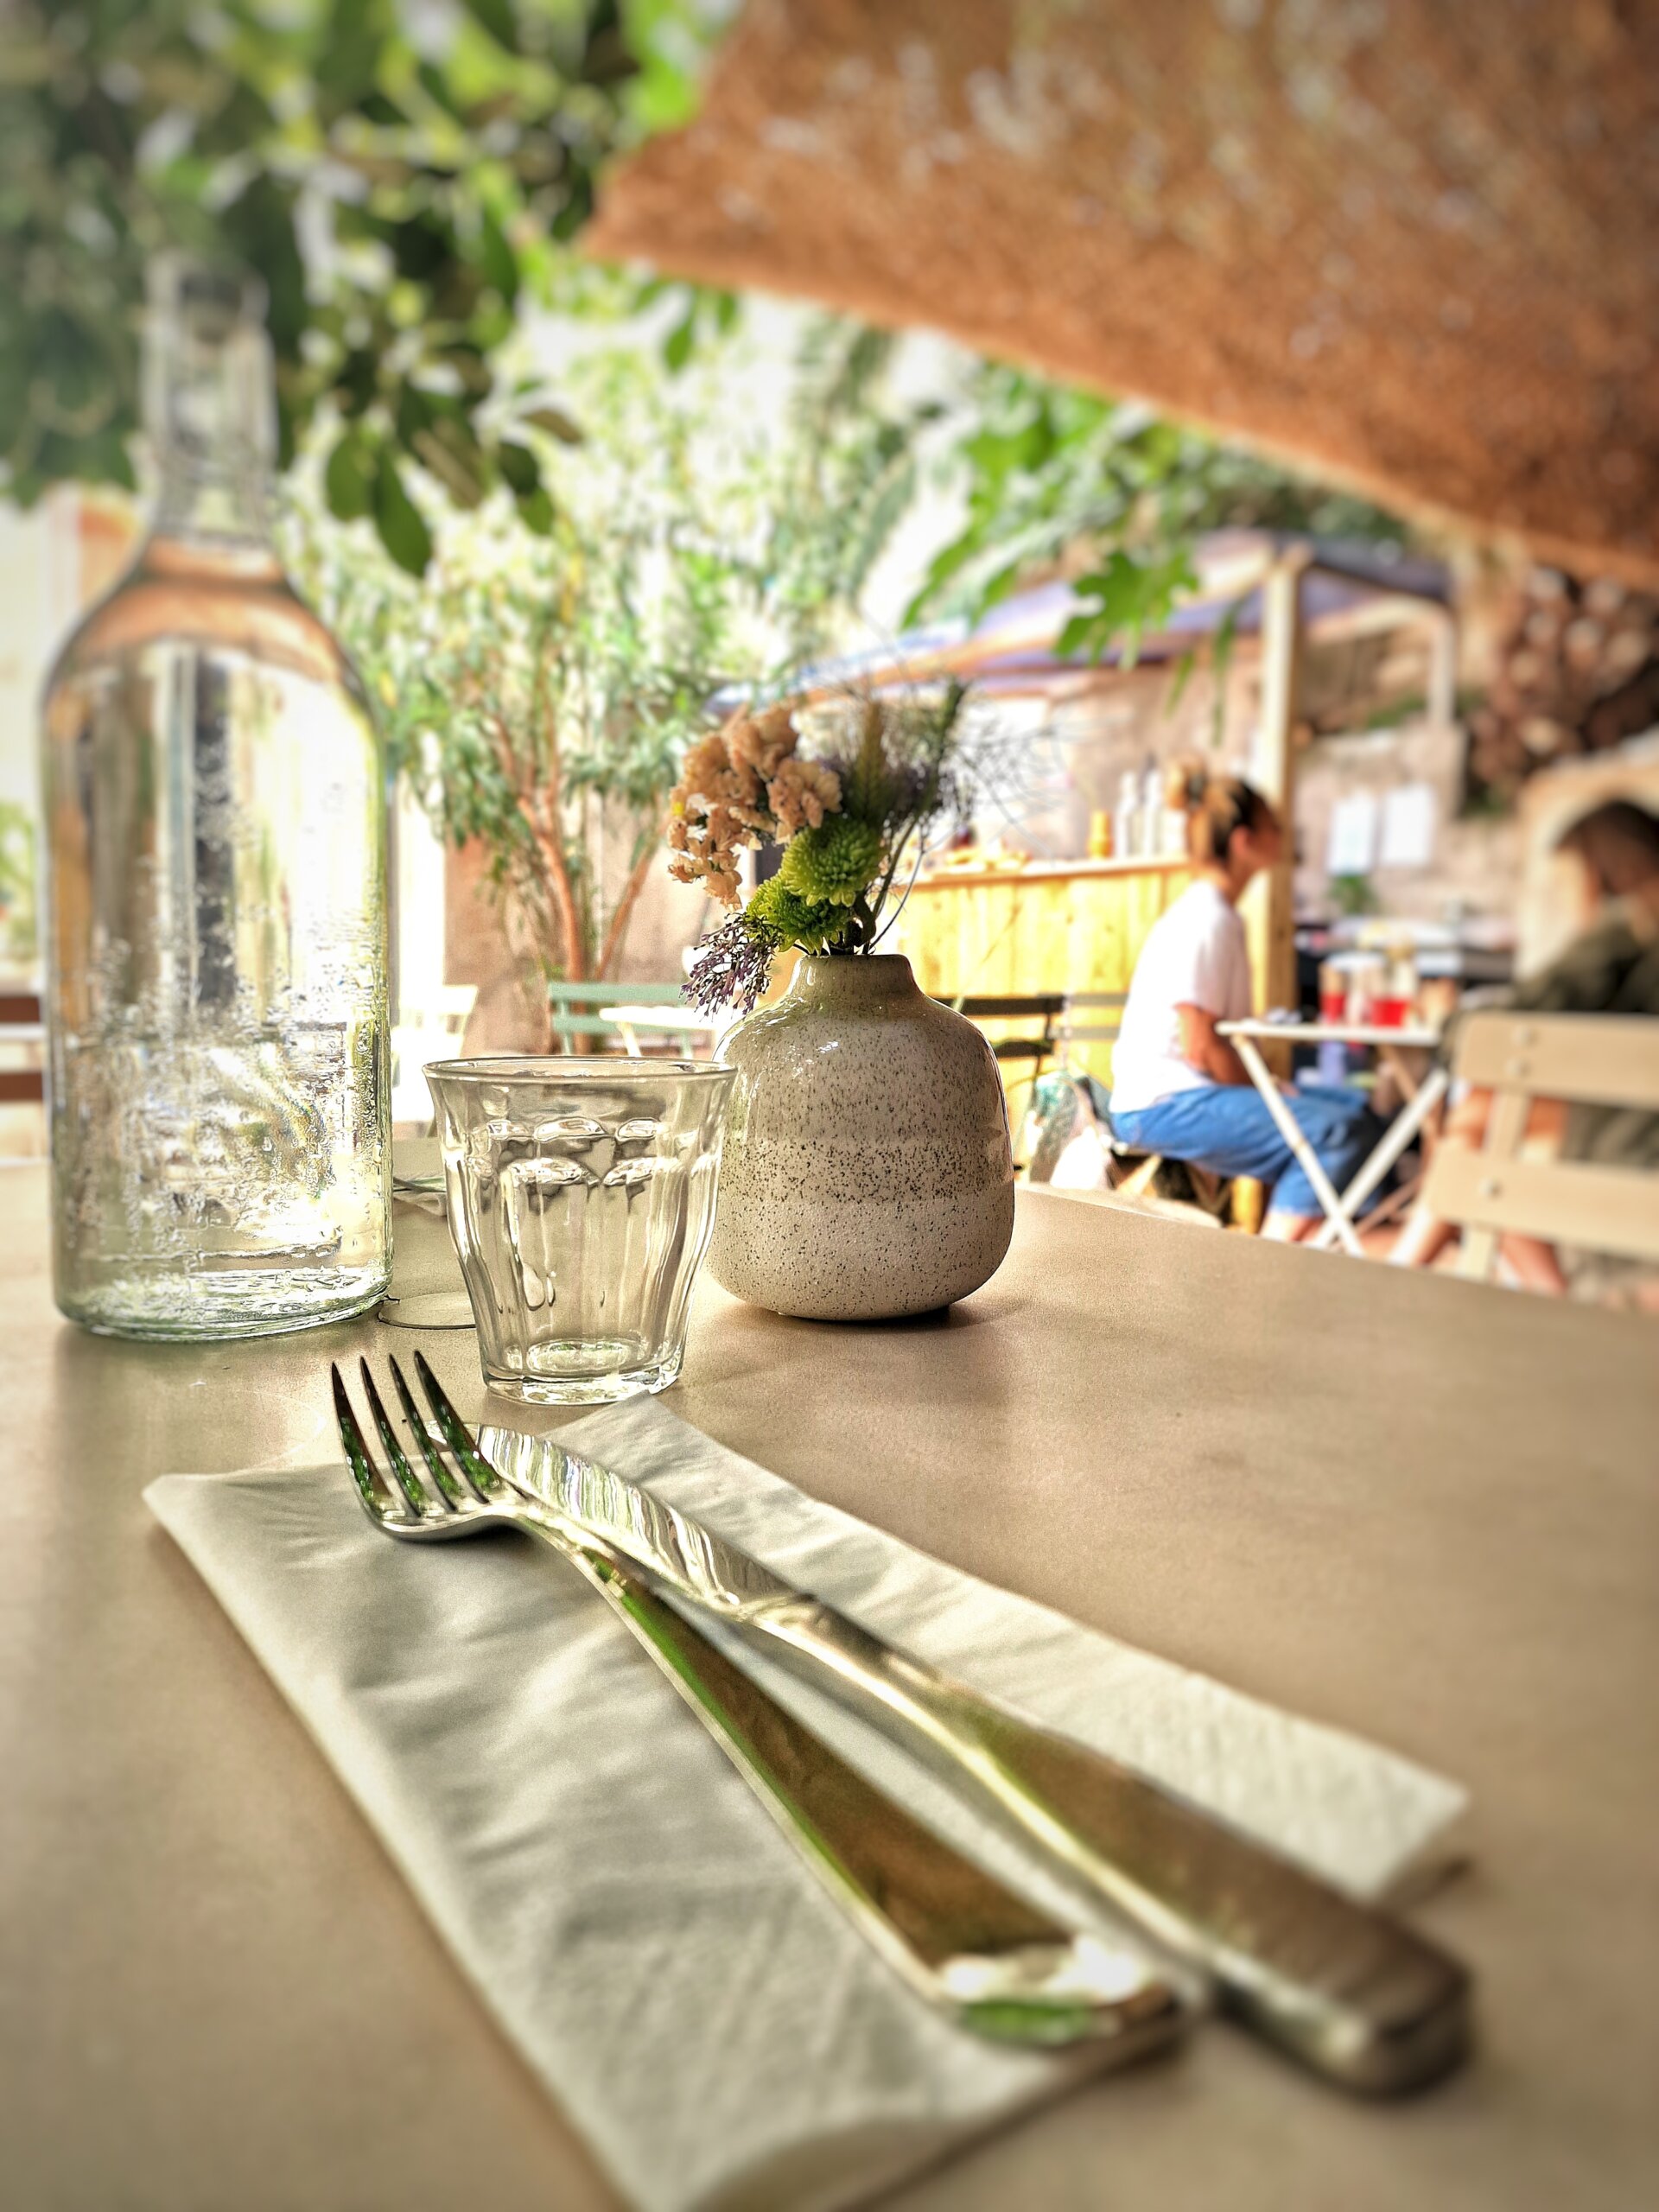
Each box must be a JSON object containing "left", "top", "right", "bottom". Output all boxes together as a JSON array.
[{"left": 595, "top": 842, "right": 658, "bottom": 981}]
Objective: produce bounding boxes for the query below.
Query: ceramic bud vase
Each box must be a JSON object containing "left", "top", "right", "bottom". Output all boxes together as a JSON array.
[{"left": 708, "top": 954, "right": 1014, "bottom": 1320}]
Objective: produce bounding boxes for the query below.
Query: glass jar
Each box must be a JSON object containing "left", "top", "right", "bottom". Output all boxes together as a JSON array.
[
  {"left": 1113, "top": 769, "right": 1141, "bottom": 859},
  {"left": 1345, "top": 953, "right": 1387, "bottom": 1027},
  {"left": 39, "top": 257, "right": 390, "bottom": 1338},
  {"left": 1374, "top": 942, "right": 1419, "bottom": 1029}
]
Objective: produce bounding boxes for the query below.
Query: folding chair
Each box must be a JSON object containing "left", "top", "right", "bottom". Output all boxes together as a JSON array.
[
  {"left": 1424, "top": 1010, "right": 1659, "bottom": 1281},
  {"left": 942, "top": 995, "right": 1064, "bottom": 1145},
  {"left": 1051, "top": 988, "right": 1218, "bottom": 1201}
]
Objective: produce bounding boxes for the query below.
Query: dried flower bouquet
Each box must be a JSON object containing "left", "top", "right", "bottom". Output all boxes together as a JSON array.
[{"left": 669, "top": 683, "right": 970, "bottom": 1015}]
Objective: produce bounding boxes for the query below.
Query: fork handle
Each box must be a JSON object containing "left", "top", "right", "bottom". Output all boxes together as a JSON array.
[
  {"left": 512, "top": 1526, "right": 1182, "bottom": 2054},
  {"left": 729, "top": 1599, "right": 1469, "bottom": 2094}
]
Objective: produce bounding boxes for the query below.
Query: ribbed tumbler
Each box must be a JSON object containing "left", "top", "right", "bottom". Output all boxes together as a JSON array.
[{"left": 426, "top": 1058, "right": 735, "bottom": 1405}]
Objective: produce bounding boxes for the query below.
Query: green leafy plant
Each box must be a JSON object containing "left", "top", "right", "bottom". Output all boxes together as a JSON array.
[
  {"left": 560, "top": 311, "right": 942, "bottom": 679},
  {"left": 0, "top": 0, "right": 725, "bottom": 570},
  {"left": 756, "top": 320, "right": 941, "bottom": 673},
  {"left": 280, "top": 294, "right": 944, "bottom": 1030},
  {"left": 292, "top": 499, "right": 729, "bottom": 1033},
  {"left": 907, "top": 367, "right": 1412, "bottom": 676},
  {"left": 1328, "top": 873, "right": 1381, "bottom": 918},
  {"left": 1057, "top": 547, "right": 1200, "bottom": 668},
  {"left": 672, "top": 683, "right": 974, "bottom": 1015}
]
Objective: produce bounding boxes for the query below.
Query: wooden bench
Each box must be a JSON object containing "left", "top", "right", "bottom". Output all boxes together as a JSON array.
[{"left": 0, "top": 992, "right": 44, "bottom": 1105}]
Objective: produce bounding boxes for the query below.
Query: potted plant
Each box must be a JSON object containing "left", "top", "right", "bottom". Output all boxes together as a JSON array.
[{"left": 670, "top": 686, "right": 1014, "bottom": 1320}]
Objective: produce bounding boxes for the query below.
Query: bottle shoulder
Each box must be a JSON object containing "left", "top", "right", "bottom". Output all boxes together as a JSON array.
[{"left": 43, "top": 538, "right": 369, "bottom": 708}]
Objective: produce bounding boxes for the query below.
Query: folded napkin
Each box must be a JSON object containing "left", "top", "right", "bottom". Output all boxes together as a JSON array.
[{"left": 146, "top": 1399, "right": 1466, "bottom": 2212}]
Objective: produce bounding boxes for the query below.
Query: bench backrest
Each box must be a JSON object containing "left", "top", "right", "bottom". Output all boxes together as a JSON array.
[
  {"left": 548, "top": 981, "right": 688, "bottom": 1007},
  {"left": 1059, "top": 989, "right": 1127, "bottom": 1052},
  {"left": 546, "top": 979, "right": 696, "bottom": 1051}
]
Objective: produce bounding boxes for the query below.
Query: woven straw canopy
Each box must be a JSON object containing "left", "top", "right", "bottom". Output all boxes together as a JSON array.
[{"left": 588, "top": 0, "right": 1659, "bottom": 586}]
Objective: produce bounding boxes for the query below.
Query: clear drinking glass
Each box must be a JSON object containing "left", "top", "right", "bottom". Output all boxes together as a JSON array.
[
  {"left": 426, "top": 1058, "right": 735, "bottom": 1404},
  {"left": 39, "top": 256, "right": 390, "bottom": 1338}
]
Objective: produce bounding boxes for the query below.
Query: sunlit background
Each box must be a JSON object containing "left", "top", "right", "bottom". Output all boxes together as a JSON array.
[{"left": 4, "top": 0, "right": 1656, "bottom": 1162}]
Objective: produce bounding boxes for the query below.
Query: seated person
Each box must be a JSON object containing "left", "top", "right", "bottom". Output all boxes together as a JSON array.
[
  {"left": 1109, "top": 764, "right": 1381, "bottom": 1242},
  {"left": 1391, "top": 798, "right": 1659, "bottom": 1294}
]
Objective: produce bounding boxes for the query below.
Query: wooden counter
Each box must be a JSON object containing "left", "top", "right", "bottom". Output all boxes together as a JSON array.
[{"left": 893, "top": 856, "right": 1272, "bottom": 1084}]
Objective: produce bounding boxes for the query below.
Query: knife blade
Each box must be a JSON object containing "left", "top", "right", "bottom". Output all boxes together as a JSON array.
[{"left": 480, "top": 1421, "right": 1471, "bottom": 2096}]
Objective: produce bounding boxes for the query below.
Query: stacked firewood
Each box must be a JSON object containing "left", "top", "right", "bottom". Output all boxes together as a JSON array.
[{"left": 1469, "top": 571, "right": 1659, "bottom": 799}]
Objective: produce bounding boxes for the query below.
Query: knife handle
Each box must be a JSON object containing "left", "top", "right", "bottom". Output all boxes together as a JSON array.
[
  {"left": 513, "top": 1524, "right": 1185, "bottom": 2055},
  {"left": 740, "top": 1599, "right": 1470, "bottom": 2095}
]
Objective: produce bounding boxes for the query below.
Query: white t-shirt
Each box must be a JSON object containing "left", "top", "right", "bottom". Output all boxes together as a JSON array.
[{"left": 1109, "top": 880, "right": 1253, "bottom": 1114}]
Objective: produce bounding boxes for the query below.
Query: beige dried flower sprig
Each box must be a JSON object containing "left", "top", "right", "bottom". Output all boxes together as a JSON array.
[
  {"left": 666, "top": 702, "right": 842, "bottom": 907},
  {"left": 766, "top": 754, "right": 842, "bottom": 836}
]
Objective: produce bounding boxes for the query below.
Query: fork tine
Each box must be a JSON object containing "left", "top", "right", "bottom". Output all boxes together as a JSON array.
[
  {"left": 331, "top": 1363, "right": 397, "bottom": 1520},
  {"left": 386, "top": 1355, "right": 470, "bottom": 1512},
  {"left": 411, "top": 1351, "right": 505, "bottom": 1502},
  {"left": 358, "top": 1360, "right": 434, "bottom": 1521}
]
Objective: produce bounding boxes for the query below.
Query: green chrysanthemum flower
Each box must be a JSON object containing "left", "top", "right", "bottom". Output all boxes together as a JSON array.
[
  {"left": 779, "top": 817, "right": 882, "bottom": 907},
  {"left": 746, "top": 874, "right": 845, "bottom": 950}
]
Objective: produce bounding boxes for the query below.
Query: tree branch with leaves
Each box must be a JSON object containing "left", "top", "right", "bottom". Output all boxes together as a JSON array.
[
  {"left": 906, "top": 365, "right": 1414, "bottom": 717},
  {"left": 0, "top": 0, "right": 728, "bottom": 569},
  {"left": 290, "top": 499, "right": 728, "bottom": 1034}
]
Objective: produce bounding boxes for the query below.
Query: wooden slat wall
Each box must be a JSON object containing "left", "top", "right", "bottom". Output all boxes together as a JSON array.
[{"left": 895, "top": 861, "right": 1265, "bottom": 1088}]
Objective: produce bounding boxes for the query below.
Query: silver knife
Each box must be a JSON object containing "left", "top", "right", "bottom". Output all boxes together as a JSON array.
[{"left": 478, "top": 1421, "right": 1471, "bottom": 2096}]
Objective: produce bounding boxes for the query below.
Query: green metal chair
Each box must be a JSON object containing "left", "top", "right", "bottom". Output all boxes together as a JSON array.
[{"left": 546, "top": 979, "right": 701, "bottom": 1053}]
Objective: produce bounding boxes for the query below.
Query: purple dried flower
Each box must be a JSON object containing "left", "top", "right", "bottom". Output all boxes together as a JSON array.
[{"left": 683, "top": 911, "right": 782, "bottom": 1018}]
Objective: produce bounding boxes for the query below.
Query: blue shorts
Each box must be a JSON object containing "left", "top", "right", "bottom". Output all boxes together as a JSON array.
[{"left": 1109, "top": 1083, "right": 1383, "bottom": 1217}]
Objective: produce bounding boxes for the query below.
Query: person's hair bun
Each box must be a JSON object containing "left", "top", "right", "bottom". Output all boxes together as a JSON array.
[
  {"left": 1157, "top": 758, "right": 1275, "bottom": 864},
  {"left": 1163, "top": 754, "right": 1206, "bottom": 812}
]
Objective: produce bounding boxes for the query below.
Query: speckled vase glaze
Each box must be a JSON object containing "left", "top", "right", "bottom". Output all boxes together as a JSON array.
[{"left": 708, "top": 953, "right": 1014, "bottom": 1321}]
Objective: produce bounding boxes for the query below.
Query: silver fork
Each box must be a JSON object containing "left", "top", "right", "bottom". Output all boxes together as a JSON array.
[{"left": 329, "top": 1355, "right": 1185, "bottom": 2057}]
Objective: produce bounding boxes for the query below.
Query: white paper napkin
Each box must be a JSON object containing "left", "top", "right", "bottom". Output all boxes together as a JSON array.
[{"left": 145, "top": 1398, "right": 1466, "bottom": 2212}]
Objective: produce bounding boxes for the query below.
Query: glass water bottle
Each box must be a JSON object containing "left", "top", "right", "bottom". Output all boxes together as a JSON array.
[{"left": 39, "top": 257, "right": 391, "bottom": 1338}]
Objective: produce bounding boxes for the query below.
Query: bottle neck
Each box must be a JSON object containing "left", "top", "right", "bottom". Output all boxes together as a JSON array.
[
  {"left": 143, "top": 259, "right": 277, "bottom": 551},
  {"left": 152, "top": 448, "right": 272, "bottom": 548}
]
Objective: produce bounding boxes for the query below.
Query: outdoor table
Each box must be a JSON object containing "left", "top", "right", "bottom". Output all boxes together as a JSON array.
[
  {"left": 1218, "top": 1015, "right": 1449, "bottom": 1254},
  {"left": 3, "top": 1163, "right": 1655, "bottom": 2212}
]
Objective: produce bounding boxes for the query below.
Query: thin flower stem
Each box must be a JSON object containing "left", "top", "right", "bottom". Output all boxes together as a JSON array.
[{"left": 868, "top": 833, "right": 929, "bottom": 950}]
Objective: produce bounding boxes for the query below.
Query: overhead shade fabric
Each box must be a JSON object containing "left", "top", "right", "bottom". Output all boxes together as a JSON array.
[{"left": 587, "top": 0, "right": 1659, "bottom": 586}]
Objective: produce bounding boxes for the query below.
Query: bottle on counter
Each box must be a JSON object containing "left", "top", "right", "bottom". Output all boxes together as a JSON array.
[
  {"left": 1114, "top": 769, "right": 1141, "bottom": 859},
  {"left": 1346, "top": 953, "right": 1387, "bottom": 1027},
  {"left": 1139, "top": 760, "right": 1164, "bottom": 858},
  {"left": 39, "top": 256, "right": 391, "bottom": 1338}
]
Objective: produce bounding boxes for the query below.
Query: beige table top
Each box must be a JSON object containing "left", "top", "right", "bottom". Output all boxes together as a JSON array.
[{"left": 3, "top": 1164, "right": 1656, "bottom": 2212}]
